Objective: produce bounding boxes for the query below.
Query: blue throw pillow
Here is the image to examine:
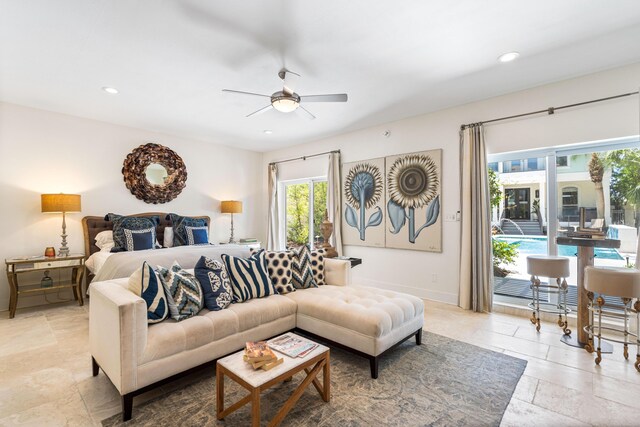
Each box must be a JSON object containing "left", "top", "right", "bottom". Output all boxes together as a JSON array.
[
  {"left": 124, "top": 227, "right": 156, "bottom": 251},
  {"left": 186, "top": 226, "right": 209, "bottom": 245},
  {"left": 157, "top": 262, "right": 204, "bottom": 321},
  {"left": 107, "top": 213, "right": 159, "bottom": 252},
  {"left": 169, "top": 214, "right": 208, "bottom": 247},
  {"left": 194, "top": 256, "right": 233, "bottom": 311},
  {"left": 127, "top": 261, "right": 168, "bottom": 324},
  {"left": 222, "top": 251, "right": 277, "bottom": 303}
]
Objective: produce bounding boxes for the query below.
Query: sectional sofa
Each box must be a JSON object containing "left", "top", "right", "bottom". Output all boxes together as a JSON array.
[{"left": 89, "top": 258, "right": 425, "bottom": 421}]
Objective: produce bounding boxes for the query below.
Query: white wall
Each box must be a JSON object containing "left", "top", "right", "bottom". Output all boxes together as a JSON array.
[
  {"left": 262, "top": 62, "right": 640, "bottom": 305},
  {"left": 0, "top": 103, "right": 263, "bottom": 311}
]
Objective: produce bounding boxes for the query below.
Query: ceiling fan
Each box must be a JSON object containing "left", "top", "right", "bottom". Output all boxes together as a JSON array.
[{"left": 222, "top": 69, "right": 348, "bottom": 120}]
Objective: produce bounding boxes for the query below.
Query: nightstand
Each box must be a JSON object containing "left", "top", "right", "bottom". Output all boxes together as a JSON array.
[{"left": 5, "top": 253, "right": 86, "bottom": 318}]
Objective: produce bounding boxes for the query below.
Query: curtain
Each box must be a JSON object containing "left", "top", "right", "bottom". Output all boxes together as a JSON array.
[
  {"left": 267, "top": 163, "right": 281, "bottom": 250},
  {"left": 327, "top": 152, "right": 343, "bottom": 256},
  {"left": 459, "top": 124, "right": 493, "bottom": 312}
]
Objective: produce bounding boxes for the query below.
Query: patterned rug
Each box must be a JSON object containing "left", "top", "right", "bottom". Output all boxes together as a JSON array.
[{"left": 102, "top": 332, "right": 526, "bottom": 427}]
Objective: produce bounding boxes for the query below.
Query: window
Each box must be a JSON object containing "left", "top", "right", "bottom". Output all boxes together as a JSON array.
[
  {"left": 488, "top": 162, "right": 499, "bottom": 172},
  {"left": 526, "top": 158, "right": 539, "bottom": 171},
  {"left": 283, "top": 178, "right": 327, "bottom": 247},
  {"left": 507, "top": 160, "right": 522, "bottom": 172},
  {"left": 561, "top": 186, "right": 579, "bottom": 221},
  {"left": 556, "top": 156, "right": 568, "bottom": 167}
]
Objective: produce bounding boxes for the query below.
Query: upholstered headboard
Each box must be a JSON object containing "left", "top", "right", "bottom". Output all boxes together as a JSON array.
[{"left": 81, "top": 213, "right": 211, "bottom": 258}]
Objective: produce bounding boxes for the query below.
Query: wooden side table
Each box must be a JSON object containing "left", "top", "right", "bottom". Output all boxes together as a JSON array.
[
  {"left": 5, "top": 253, "right": 85, "bottom": 318},
  {"left": 216, "top": 336, "right": 330, "bottom": 427}
]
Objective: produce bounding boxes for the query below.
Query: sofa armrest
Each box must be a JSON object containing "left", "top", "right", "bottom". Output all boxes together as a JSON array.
[
  {"left": 324, "top": 258, "right": 351, "bottom": 286},
  {"left": 89, "top": 281, "right": 148, "bottom": 395}
]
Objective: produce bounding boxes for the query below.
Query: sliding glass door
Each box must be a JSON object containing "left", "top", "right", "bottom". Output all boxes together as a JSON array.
[{"left": 489, "top": 137, "right": 640, "bottom": 305}]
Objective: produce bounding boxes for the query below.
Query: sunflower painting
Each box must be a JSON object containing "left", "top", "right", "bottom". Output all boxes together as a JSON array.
[
  {"left": 385, "top": 149, "right": 442, "bottom": 252},
  {"left": 342, "top": 157, "right": 386, "bottom": 247}
]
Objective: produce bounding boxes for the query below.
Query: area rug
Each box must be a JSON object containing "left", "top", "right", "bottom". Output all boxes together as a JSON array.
[{"left": 102, "top": 332, "right": 526, "bottom": 427}]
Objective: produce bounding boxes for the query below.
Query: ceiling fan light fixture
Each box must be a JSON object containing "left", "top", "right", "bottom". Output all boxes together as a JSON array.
[{"left": 271, "top": 92, "right": 300, "bottom": 113}]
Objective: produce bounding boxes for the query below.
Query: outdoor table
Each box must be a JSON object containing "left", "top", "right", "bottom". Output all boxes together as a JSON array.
[{"left": 556, "top": 236, "right": 620, "bottom": 352}]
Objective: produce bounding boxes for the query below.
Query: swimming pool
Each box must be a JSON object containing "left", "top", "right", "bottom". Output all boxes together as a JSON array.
[{"left": 494, "top": 236, "right": 624, "bottom": 260}]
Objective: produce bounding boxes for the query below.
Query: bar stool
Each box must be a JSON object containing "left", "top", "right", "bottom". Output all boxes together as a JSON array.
[
  {"left": 584, "top": 265, "right": 640, "bottom": 371},
  {"left": 526, "top": 255, "right": 571, "bottom": 334}
]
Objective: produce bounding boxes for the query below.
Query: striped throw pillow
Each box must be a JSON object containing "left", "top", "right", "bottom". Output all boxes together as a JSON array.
[{"left": 222, "top": 251, "right": 277, "bottom": 302}]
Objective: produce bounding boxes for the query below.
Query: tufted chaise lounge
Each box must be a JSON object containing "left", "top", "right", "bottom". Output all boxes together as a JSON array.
[{"left": 90, "top": 258, "right": 424, "bottom": 420}]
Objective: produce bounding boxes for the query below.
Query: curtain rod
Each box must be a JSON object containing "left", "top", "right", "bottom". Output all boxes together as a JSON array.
[
  {"left": 460, "top": 90, "right": 639, "bottom": 131},
  {"left": 269, "top": 149, "right": 340, "bottom": 166}
]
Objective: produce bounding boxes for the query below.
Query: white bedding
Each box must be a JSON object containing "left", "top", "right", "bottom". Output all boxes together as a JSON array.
[
  {"left": 85, "top": 251, "right": 114, "bottom": 274},
  {"left": 90, "top": 244, "right": 252, "bottom": 283}
]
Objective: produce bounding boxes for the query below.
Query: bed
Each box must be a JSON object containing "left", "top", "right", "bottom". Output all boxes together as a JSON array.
[{"left": 81, "top": 212, "right": 250, "bottom": 289}]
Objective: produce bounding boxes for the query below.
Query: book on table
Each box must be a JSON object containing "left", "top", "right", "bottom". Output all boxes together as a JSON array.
[
  {"left": 268, "top": 333, "right": 318, "bottom": 358},
  {"left": 243, "top": 341, "right": 282, "bottom": 371}
]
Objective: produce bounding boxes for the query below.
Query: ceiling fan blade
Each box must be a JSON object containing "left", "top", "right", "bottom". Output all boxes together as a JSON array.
[
  {"left": 300, "top": 94, "right": 348, "bottom": 103},
  {"left": 222, "top": 89, "right": 271, "bottom": 98},
  {"left": 297, "top": 105, "right": 316, "bottom": 120},
  {"left": 246, "top": 105, "right": 273, "bottom": 117},
  {"left": 280, "top": 69, "right": 300, "bottom": 96}
]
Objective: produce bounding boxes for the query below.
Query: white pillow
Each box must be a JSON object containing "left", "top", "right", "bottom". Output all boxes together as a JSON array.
[
  {"left": 163, "top": 227, "right": 174, "bottom": 248},
  {"left": 95, "top": 230, "right": 115, "bottom": 251}
]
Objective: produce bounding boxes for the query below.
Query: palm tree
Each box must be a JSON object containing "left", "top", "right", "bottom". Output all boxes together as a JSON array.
[{"left": 588, "top": 153, "right": 605, "bottom": 221}]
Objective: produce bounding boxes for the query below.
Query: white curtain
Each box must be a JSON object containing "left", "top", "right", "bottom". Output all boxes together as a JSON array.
[
  {"left": 327, "top": 152, "right": 343, "bottom": 256},
  {"left": 267, "top": 163, "right": 281, "bottom": 250},
  {"left": 459, "top": 124, "right": 493, "bottom": 312}
]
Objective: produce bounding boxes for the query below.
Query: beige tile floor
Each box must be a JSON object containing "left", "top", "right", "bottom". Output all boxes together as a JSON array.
[{"left": 1, "top": 299, "right": 639, "bottom": 426}]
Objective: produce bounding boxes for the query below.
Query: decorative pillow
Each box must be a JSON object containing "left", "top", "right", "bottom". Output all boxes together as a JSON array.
[
  {"left": 186, "top": 226, "right": 209, "bottom": 245},
  {"left": 289, "top": 245, "right": 317, "bottom": 289},
  {"left": 169, "top": 214, "right": 208, "bottom": 247},
  {"left": 124, "top": 227, "right": 156, "bottom": 251},
  {"left": 127, "top": 261, "right": 168, "bottom": 324},
  {"left": 194, "top": 256, "right": 233, "bottom": 311},
  {"left": 250, "top": 249, "right": 295, "bottom": 294},
  {"left": 106, "top": 213, "right": 159, "bottom": 252},
  {"left": 157, "top": 262, "right": 204, "bottom": 321},
  {"left": 95, "top": 230, "right": 115, "bottom": 251},
  {"left": 310, "top": 249, "right": 326, "bottom": 286},
  {"left": 222, "top": 251, "right": 277, "bottom": 302},
  {"left": 163, "top": 227, "right": 174, "bottom": 248}
]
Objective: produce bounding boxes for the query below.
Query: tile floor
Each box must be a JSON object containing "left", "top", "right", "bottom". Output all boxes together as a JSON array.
[{"left": 1, "top": 299, "right": 639, "bottom": 426}]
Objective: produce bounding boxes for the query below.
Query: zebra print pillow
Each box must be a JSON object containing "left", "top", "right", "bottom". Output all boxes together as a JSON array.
[{"left": 222, "top": 251, "right": 277, "bottom": 302}]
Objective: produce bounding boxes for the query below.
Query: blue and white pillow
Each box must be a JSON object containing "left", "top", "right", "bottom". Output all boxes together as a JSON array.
[
  {"left": 107, "top": 213, "right": 159, "bottom": 252},
  {"left": 124, "top": 227, "right": 156, "bottom": 251},
  {"left": 290, "top": 245, "right": 318, "bottom": 289},
  {"left": 222, "top": 251, "right": 277, "bottom": 303},
  {"left": 194, "top": 256, "right": 233, "bottom": 311},
  {"left": 157, "top": 262, "right": 204, "bottom": 321},
  {"left": 127, "top": 261, "right": 168, "bottom": 324},
  {"left": 168, "top": 214, "right": 208, "bottom": 247},
  {"left": 186, "top": 226, "right": 209, "bottom": 245}
]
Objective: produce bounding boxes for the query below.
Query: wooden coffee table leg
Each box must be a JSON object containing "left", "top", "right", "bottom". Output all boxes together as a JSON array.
[
  {"left": 269, "top": 360, "right": 325, "bottom": 427},
  {"left": 251, "top": 388, "right": 260, "bottom": 427},
  {"left": 216, "top": 365, "right": 225, "bottom": 419},
  {"left": 323, "top": 352, "right": 330, "bottom": 402}
]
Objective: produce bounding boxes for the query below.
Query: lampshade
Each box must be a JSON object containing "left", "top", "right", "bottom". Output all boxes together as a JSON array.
[
  {"left": 41, "top": 194, "right": 82, "bottom": 213},
  {"left": 220, "top": 200, "right": 242, "bottom": 214}
]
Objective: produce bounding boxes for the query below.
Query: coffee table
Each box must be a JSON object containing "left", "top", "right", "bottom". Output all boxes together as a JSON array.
[{"left": 216, "top": 334, "right": 330, "bottom": 427}]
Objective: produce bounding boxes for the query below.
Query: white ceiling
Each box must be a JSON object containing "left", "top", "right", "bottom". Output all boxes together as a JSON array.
[{"left": 2, "top": 1, "right": 640, "bottom": 152}]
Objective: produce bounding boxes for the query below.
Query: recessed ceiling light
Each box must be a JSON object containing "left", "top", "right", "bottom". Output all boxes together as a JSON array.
[
  {"left": 498, "top": 52, "right": 520, "bottom": 63},
  {"left": 263, "top": 130, "right": 273, "bottom": 134},
  {"left": 102, "top": 86, "right": 119, "bottom": 94}
]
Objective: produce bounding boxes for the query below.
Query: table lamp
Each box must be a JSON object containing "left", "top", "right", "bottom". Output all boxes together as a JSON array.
[
  {"left": 41, "top": 193, "right": 81, "bottom": 257},
  {"left": 220, "top": 200, "right": 242, "bottom": 244}
]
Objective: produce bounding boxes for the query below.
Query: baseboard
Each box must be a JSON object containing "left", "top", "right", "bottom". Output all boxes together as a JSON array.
[{"left": 354, "top": 277, "right": 458, "bottom": 305}]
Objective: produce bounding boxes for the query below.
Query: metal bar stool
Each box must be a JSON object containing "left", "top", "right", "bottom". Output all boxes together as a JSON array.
[
  {"left": 526, "top": 255, "right": 571, "bottom": 334},
  {"left": 584, "top": 266, "right": 640, "bottom": 371}
]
